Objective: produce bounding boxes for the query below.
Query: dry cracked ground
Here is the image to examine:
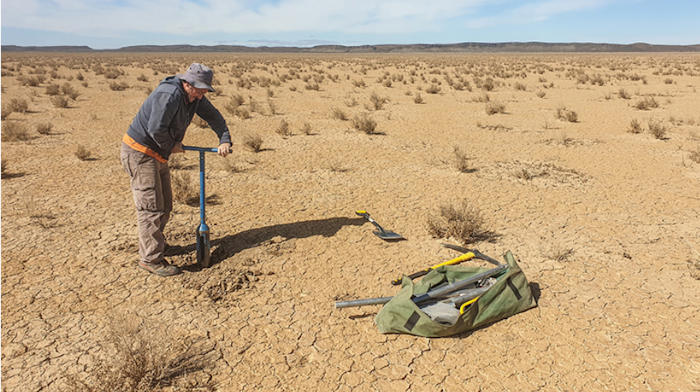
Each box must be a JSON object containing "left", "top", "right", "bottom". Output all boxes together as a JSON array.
[{"left": 2, "top": 53, "right": 699, "bottom": 391}]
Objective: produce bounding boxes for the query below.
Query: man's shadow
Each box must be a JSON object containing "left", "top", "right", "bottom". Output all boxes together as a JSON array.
[{"left": 180, "top": 216, "right": 366, "bottom": 271}]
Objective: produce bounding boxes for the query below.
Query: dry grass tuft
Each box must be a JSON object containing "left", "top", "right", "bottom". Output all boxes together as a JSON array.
[
  {"left": 8, "top": 98, "right": 29, "bottom": 113},
  {"left": 368, "top": 92, "right": 388, "bottom": 110},
  {"left": 2, "top": 122, "right": 31, "bottom": 142},
  {"left": 63, "top": 317, "right": 216, "bottom": 392},
  {"left": 689, "top": 146, "right": 700, "bottom": 163},
  {"left": 352, "top": 112, "right": 379, "bottom": 134},
  {"left": 171, "top": 171, "right": 199, "bottom": 206},
  {"left": 36, "top": 122, "right": 53, "bottom": 135},
  {"left": 243, "top": 134, "right": 264, "bottom": 152},
  {"left": 485, "top": 101, "right": 505, "bottom": 115},
  {"left": 634, "top": 96, "right": 659, "bottom": 110},
  {"left": 427, "top": 199, "right": 492, "bottom": 245},
  {"left": 647, "top": 119, "right": 667, "bottom": 140},
  {"left": 331, "top": 107, "right": 348, "bottom": 121},
  {"left": 555, "top": 106, "right": 578, "bottom": 122},
  {"left": 74, "top": 145, "right": 93, "bottom": 161},
  {"left": 276, "top": 119, "right": 292, "bottom": 136},
  {"left": 413, "top": 93, "right": 424, "bottom": 104},
  {"left": 51, "top": 96, "right": 70, "bottom": 108},
  {"left": 300, "top": 122, "right": 314, "bottom": 135},
  {"left": 627, "top": 119, "right": 642, "bottom": 134},
  {"left": 453, "top": 146, "right": 472, "bottom": 173}
]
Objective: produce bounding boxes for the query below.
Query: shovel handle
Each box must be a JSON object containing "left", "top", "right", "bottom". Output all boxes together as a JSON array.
[{"left": 390, "top": 252, "right": 476, "bottom": 285}]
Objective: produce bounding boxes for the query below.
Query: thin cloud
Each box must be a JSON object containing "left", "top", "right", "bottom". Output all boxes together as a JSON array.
[{"left": 465, "top": 0, "right": 613, "bottom": 29}]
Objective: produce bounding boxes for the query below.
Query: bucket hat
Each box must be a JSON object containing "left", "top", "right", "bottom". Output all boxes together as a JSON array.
[{"left": 178, "top": 63, "right": 215, "bottom": 92}]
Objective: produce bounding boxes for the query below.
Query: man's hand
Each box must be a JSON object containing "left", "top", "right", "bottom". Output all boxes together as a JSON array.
[
  {"left": 218, "top": 142, "right": 232, "bottom": 157},
  {"left": 171, "top": 142, "right": 185, "bottom": 154}
]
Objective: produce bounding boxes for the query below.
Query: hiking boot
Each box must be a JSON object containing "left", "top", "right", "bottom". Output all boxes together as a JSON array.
[{"left": 138, "top": 260, "right": 181, "bottom": 277}]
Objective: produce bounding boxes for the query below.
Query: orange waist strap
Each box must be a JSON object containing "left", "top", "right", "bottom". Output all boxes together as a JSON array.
[{"left": 122, "top": 134, "right": 167, "bottom": 163}]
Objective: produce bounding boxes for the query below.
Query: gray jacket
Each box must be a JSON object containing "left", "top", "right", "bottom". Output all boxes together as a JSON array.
[{"left": 126, "top": 76, "right": 231, "bottom": 160}]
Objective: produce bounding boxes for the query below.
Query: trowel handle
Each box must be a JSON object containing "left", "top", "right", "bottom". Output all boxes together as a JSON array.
[
  {"left": 390, "top": 252, "right": 476, "bottom": 285},
  {"left": 355, "top": 210, "right": 385, "bottom": 232}
]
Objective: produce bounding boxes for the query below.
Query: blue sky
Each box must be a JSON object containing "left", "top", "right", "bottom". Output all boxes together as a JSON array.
[{"left": 2, "top": 0, "right": 699, "bottom": 49}]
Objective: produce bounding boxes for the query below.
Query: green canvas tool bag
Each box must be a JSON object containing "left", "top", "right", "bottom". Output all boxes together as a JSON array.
[{"left": 375, "top": 251, "right": 536, "bottom": 337}]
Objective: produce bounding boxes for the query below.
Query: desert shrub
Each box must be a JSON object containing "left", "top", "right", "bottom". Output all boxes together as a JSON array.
[
  {"left": 664, "top": 78, "right": 674, "bottom": 84},
  {"left": 485, "top": 102, "right": 505, "bottom": 115},
  {"left": 234, "top": 107, "right": 251, "bottom": 119},
  {"left": 618, "top": 88, "right": 631, "bottom": 99},
  {"left": 481, "top": 78, "right": 495, "bottom": 91},
  {"left": 513, "top": 82, "right": 527, "bottom": 91},
  {"left": 369, "top": 92, "right": 388, "bottom": 110},
  {"left": 61, "top": 83, "right": 80, "bottom": 99},
  {"left": 109, "top": 81, "right": 129, "bottom": 91},
  {"left": 76, "top": 72, "right": 84, "bottom": 81},
  {"left": 425, "top": 84, "right": 441, "bottom": 94},
  {"left": 45, "top": 84, "right": 61, "bottom": 95},
  {"left": 103, "top": 68, "right": 122, "bottom": 79},
  {"left": 628, "top": 119, "right": 642, "bottom": 134},
  {"left": 352, "top": 79, "right": 366, "bottom": 88},
  {"left": 276, "top": 119, "right": 292, "bottom": 136},
  {"left": 1, "top": 159, "right": 6, "bottom": 176},
  {"left": 191, "top": 116, "right": 208, "bottom": 129},
  {"left": 426, "top": 199, "right": 490, "bottom": 245},
  {"left": 331, "top": 107, "right": 348, "bottom": 121},
  {"left": 8, "top": 98, "right": 29, "bottom": 113},
  {"left": 536, "top": 90, "right": 546, "bottom": 98},
  {"left": 19, "top": 75, "right": 42, "bottom": 87},
  {"left": 300, "top": 122, "right": 313, "bottom": 135},
  {"left": 75, "top": 145, "right": 92, "bottom": 161},
  {"left": 2, "top": 105, "right": 12, "bottom": 120},
  {"left": 648, "top": 119, "right": 667, "bottom": 139},
  {"left": 243, "top": 134, "right": 264, "bottom": 152},
  {"left": 453, "top": 146, "right": 471, "bottom": 173},
  {"left": 352, "top": 113, "right": 378, "bottom": 134},
  {"left": 689, "top": 146, "right": 700, "bottom": 163},
  {"left": 2, "top": 122, "right": 31, "bottom": 142},
  {"left": 555, "top": 106, "right": 578, "bottom": 122},
  {"left": 63, "top": 318, "right": 215, "bottom": 392},
  {"left": 36, "top": 122, "right": 53, "bottom": 135},
  {"left": 224, "top": 94, "right": 245, "bottom": 115},
  {"left": 51, "top": 96, "right": 70, "bottom": 108},
  {"left": 136, "top": 74, "right": 148, "bottom": 82},
  {"left": 171, "top": 171, "right": 198, "bottom": 206},
  {"left": 414, "top": 93, "right": 424, "bottom": 104},
  {"left": 305, "top": 81, "right": 320, "bottom": 91},
  {"left": 634, "top": 97, "right": 659, "bottom": 110}
]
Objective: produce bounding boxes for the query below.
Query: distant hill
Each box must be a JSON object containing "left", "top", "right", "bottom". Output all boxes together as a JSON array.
[{"left": 3, "top": 42, "right": 700, "bottom": 53}]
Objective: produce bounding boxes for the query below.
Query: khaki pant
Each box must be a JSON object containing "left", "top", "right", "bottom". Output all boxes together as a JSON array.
[{"left": 120, "top": 143, "right": 172, "bottom": 264}]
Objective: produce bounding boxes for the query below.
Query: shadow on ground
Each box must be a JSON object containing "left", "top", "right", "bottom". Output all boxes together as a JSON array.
[{"left": 178, "top": 216, "right": 365, "bottom": 271}]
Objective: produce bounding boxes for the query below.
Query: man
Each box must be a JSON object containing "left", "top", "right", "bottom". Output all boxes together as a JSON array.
[{"left": 120, "top": 63, "right": 231, "bottom": 277}]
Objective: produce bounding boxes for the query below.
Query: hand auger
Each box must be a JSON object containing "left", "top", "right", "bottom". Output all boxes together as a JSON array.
[{"left": 182, "top": 146, "right": 218, "bottom": 268}]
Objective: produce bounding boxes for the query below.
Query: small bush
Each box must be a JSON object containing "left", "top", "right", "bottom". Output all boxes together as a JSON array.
[
  {"left": 555, "top": 106, "right": 578, "bottom": 122},
  {"left": 191, "top": 116, "right": 208, "bottom": 129},
  {"left": 331, "top": 107, "right": 348, "bottom": 121},
  {"left": 2, "top": 122, "right": 31, "bottom": 142},
  {"left": 61, "top": 83, "right": 80, "bottom": 100},
  {"left": 481, "top": 78, "right": 495, "bottom": 91},
  {"left": 618, "top": 88, "right": 631, "bottom": 99},
  {"left": 2, "top": 105, "right": 12, "bottom": 120},
  {"left": 300, "top": 122, "right": 313, "bottom": 135},
  {"left": 243, "top": 134, "right": 264, "bottom": 152},
  {"left": 413, "top": 93, "right": 424, "bottom": 104},
  {"left": 36, "top": 122, "right": 53, "bottom": 135},
  {"left": 234, "top": 107, "right": 251, "bottom": 119},
  {"left": 513, "top": 82, "right": 527, "bottom": 91},
  {"left": 136, "top": 74, "right": 148, "bottom": 82},
  {"left": 75, "top": 145, "right": 92, "bottom": 160},
  {"left": 648, "top": 119, "right": 667, "bottom": 140},
  {"left": 276, "top": 119, "right": 292, "bottom": 136},
  {"left": 536, "top": 90, "right": 546, "bottom": 98},
  {"left": 109, "top": 81, "right": 129, "bottom": 91},
  {"left": 426, "top": 199, "right": 490, "bottom": 245},
  {"left": 453, "top": 146, "right": 471, "bottom": 173},
  {"left": 369, "top": 92, "right": 388, "bottom": 110},
  {"left": 8, "top": 98, "right": 29, "bottom": 113},
  {"left": 689, "top": 146, "right": 700, "bottom": 163},
  {"left": 425, "top": 84, "right": 441, "bottom": 94},
  {"left": 45, "top": 84, "right": 61, "bottom": 96},
  {"left": 171, "top": 171, "right": 199, "bottom": 206},
  {"left": 634, "top": 97, "right": 659, "bottom": 110},
  {"left": 628, "top": 119, "right": 642, "bottom": 134},
  {"left": 51, "top": 96, "right": 69, "bottom": 108},
  {"left": 224, "top": 94, "right": 244, "bottom": 115},
  {"left": 1, "top": 159, "right": 7, "bottom": 176},
  {"left": 352, "top": 113, "right": 378, "bottom": 134},
  {"left": 485, "top": 102, "right": 505, "bottom": 115}
]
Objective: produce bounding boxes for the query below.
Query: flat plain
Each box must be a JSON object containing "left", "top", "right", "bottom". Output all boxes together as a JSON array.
[{"left": 2, "top": 52, "right": 699, "bottom": 391}]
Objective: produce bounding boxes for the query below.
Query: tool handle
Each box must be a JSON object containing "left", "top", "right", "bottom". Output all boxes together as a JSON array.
[
  {"left": 390, "top": 252, "right": 476, "bottom": 286},
  {"left": 335, "top": 296, "right": 393, "bottom": 308},
  {"left": 182, "top": 145, "right": 218, "bottom": 153}
]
